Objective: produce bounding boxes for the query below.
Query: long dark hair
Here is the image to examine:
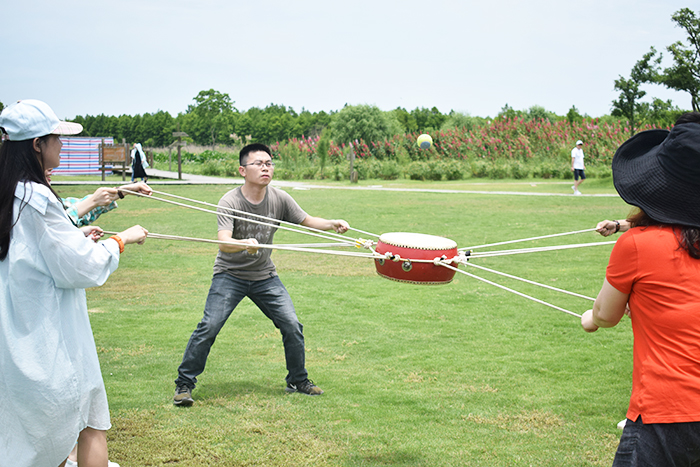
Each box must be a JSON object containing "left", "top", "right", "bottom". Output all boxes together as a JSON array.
[
  {"left": 628, "top": 209, "right": 700, "bottom": 259},
  {"left": 0, "top": 136, "right": 61, "bottom": 261}
]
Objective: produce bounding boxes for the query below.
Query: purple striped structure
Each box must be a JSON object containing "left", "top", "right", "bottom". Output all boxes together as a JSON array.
[{"left": 54, "top": 137, "right": 115, "bottom": 175}]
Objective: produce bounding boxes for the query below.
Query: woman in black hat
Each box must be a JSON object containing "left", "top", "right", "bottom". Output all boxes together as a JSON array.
[{"left": 582, "top": 112, "right": 700, "bottom": 465}]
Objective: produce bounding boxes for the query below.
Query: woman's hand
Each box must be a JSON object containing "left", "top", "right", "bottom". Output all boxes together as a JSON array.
[
  {"left": 581, "top": 309, "right": 599, "bottom": 332},
  {"left": 90, "top": 187, "right": 120, "bottom": 207},
  {"left": 118, "top": 182, "right": 152, "bottom": 196},
  {"left": 80, "top": 226, "right": 104, "bottom": 242},
  {"left": 117, "top": 225, "right": 149, "bottom": 245}
]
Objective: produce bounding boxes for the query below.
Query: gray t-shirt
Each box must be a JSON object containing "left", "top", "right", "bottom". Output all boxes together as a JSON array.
[{"left": 213, "top": 186, "right": 307, "bottom": 281}]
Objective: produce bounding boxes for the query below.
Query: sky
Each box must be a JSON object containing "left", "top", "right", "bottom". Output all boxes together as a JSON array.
[{"left": 1, "top": 0, "right": 696, "bottom": 120}]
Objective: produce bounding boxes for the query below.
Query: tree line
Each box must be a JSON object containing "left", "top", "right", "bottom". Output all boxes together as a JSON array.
[
  {"left": 1, "top": 9, "right": 696, "bottom": 148},
  {"left": 611, "top": 7, "right": 700, "bottom": 135}
]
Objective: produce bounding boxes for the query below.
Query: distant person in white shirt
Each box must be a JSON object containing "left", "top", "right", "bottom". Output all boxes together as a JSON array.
[{"left": 571, "top": 140, "right": 585, "bottom": 195}]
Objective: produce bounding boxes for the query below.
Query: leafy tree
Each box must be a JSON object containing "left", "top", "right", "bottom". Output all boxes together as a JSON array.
[
  {"left": 644, "top": 98, "right": 684, "bottom": 128},
  {"left": 316, "top": 128, "right": 331, "bottom": 173},
  {"left": 185, "top": 89, "right": 237, "bottom": 147},
  {"left": 392, "top": 107, "right": 418, "bottom": 133},
  {"left": 658, "top": 8, "right": 700, "bottom": 111},
  {"left": 0, "top": 101, "right": 4, "bottom": 113},
  {"left": 297, "top": 108, "right": 331, "bottom": 138},
  {"left": 527, "top": 105, "right": 559, "bottom": 122},
  {"left": 231, "top": 105, "right": 331, "bottom": 144},
  {"left": 440, "top": 111, "right": 485, "bottom": 131},
  {"left": 330, "top": 104, "right": 400, "bottom": 144},
  {"left": 498, "top": 103, "right": 524, "bottom": 120},
  {"left": 410, "top": 107, "right": 447, "bottom": 131},
  {"left": 611, "top": 77, "right": 645, "bottom": 135},
  {"left": 611, "top": 48, "right": 661, "bottom": 135},
  {"left": 566, "top": 105, "right": 583, "bottom": 124}
]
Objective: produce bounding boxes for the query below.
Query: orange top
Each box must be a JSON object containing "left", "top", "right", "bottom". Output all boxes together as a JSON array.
[{"left": 607, "top": 226, "right": 700, "bottom": 423}]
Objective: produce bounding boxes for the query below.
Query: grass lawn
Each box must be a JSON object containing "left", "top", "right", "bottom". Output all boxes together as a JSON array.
[{"left": 53, "top": 178, "right": 633, "bottom": 466}]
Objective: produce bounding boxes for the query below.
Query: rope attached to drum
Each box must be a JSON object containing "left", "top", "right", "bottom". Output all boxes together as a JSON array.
[{"left": 115, "top": 188, "right": 614, "bottom": 319}]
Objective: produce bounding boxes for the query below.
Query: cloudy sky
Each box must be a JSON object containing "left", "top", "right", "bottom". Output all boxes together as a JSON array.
[{"left": 1, "top": 0, "right": 694, "bottom": 120}]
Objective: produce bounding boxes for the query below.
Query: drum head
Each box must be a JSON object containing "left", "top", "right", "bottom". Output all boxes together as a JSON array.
[{"left": 378, "top": 232, "right": 457, "bottom": 250}]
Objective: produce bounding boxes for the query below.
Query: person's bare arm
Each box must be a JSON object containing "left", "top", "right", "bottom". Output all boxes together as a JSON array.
[
  {"left": 217, "top": 230, "right": 260, "bottom": 254},
  {"left": 301, "top": 216, "right": 349, "bottom": 233},
  {"left": 595, "top": 219, "right": 631, "bottom": 237},
  {"left": 581, "top": 279, "right": 629, "bottom": 332}
]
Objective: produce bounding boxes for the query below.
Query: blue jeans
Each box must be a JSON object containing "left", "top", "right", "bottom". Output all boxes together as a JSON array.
[
  {"left": 613, "top": 416, "right": 700, "bottom": 466},
  {"left": 175, "top": 273, "right": 308, "bottom": 389}
]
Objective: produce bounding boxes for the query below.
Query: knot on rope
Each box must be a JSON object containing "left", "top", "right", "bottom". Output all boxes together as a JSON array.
[
  {"left": 384, "top": 251, "right": 402, "bottom": 262},
  {"left": 356, "top": 238, "right": 374, "bottom": 249},
  {"left": 455, "top": 250, "right": 472, "bottom": 264},
  {"left": 433, "top": 255, "right": 448, "bottom": 266}
]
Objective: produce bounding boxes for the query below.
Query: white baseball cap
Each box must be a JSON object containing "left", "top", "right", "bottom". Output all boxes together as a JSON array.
[
  {"left": 576, "top": 140, "right": 583, "bottom": 145},
  {"left": 0, "top": 99, "right": 82, "bottom": 141}
]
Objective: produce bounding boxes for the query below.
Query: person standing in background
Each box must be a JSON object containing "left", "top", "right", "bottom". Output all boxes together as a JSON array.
[
  {"left": 130, "top": 142, "right": 149, "bottom": 182},
  {"left": 571, "top": 140, "right": 585, "bottom": 195}
]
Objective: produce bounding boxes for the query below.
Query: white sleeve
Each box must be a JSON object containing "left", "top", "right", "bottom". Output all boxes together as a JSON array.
[{"left": 37, "top": 201, "right": 120, "bottom": 289}]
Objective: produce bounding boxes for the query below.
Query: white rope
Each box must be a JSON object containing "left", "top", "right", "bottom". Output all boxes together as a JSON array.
[
  {"left": 462, "top": 228, "right": 598, "bottom": 251},
  {"left": 104, "top": 231, "right": 378, "bottom": 258},
  {"left": 147, "top": 189, "right": 368, "bottom": 242},
  {"left": 348, "top": 226, "right": 380, "bottom": 238},
  {"left": 461, "top": 261, "right": 595, "bottom": 301},
  {"left": 120, "top": 189, "right": 357, "bottom": 246},
  {"left": 269, "top": 242, "right": 358, "bottom": 248},
  {"left": 114, "top": 189, "right": 602, "bottom": 317},
  {"left": 467, "top": 240, "right": 616, "bottom": 258},
  {"left": 441, "top": 264, "right": 583, "bottom": 318}
]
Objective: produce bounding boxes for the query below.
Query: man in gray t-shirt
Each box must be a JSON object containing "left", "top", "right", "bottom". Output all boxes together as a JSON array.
[
  {"left": 212, "top": 184, "right": 307, "bottom": 280},
  {"left": 174, "top": 143, "right": 349, "bottom": 405}
]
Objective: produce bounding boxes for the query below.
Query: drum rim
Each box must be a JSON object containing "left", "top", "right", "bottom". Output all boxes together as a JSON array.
[{"left": 375, "top": 270, "right": 455, "bottom": 285}]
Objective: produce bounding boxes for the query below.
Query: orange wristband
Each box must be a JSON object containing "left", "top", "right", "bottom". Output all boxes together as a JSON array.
[{"left": 110, "top": 235, "right": 125, "bottom": 253}]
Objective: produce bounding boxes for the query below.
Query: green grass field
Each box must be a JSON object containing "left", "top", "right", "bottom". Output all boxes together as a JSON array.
[{"left": 53, "top": 179, "right": 633, "bottom": 466}]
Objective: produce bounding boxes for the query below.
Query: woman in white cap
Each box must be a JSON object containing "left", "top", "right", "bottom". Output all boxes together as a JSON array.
[
  {"left": 581, "top": 112, "right": 700, "bottom": 465},
  {"left": 571, "top": 139, "right": 585, "bottom": 195},
  {"left": 0, "top": 100, "right": 148, "bottom": 467}
]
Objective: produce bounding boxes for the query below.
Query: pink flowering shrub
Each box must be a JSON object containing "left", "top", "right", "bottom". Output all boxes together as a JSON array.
[{"left": 271, "top": 118, "right": 666, "bottom": 168}]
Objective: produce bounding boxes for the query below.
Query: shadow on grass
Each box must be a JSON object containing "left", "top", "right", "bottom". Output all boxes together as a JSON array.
[
  {"left": 347, "top": 450, "right": 427, "bottom": 466},
  {"left": 189, "top": 379, "right": 284, "bottom": 404}
]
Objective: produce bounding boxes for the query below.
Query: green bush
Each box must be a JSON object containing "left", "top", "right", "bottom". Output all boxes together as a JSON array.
[
  {"left": 273, "top": 167, "right": 295, "bottom": 180},
  {"left": 586, "top": 165, "right": 612, "bottom": 179},
  {"left": 426, "top": 161, "right": 444, "bottom": 181},
  {"left": 533, "top": 161, "right": 568, "bottom": 179},
  {"left": 443, "top": 160, "right": 465, "bottom": 180},
  {"left": 487, "top": 163, "right": 510, "bottom": 179},
  {"left": 354, "top": 158, "right": 383, "bottom": 180},
  {"left": 195, "top": 150, "right": 228, "bottom": 163},
  {"left": 470, "top": 160, "right": 489, "bottom": 178},
  {"left": 223, "top": 160, "right": 240, "bottom": 177},
  {"left": 377, "top": 160, "right": 401, "bottom": 180},
  {"left": 201, "top": 161, "right": 223, "bottom": 176},
  {"left": 510, "top": 161, "right": 529, "bottom": 179},
  {"left": 300, "top": 166, "right": 318, "bottom": 180},
  {"left": 407, "top": 161, "right": 428, "bottom": 180},
  {"left": 332, "top": 165, "right": 348, "bottom": 181}
]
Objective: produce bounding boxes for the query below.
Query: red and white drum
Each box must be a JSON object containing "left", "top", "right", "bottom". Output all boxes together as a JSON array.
[{"left": 374, "top": 232, "right": 459, "bottom": 285}]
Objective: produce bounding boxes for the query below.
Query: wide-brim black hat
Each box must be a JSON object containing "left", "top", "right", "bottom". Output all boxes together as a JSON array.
[{"left": 612, "top": 122, "right": 700, "bottom": 228}]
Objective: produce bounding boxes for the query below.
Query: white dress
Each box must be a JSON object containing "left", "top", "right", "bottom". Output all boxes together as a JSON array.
[{"left": 0, "top": 182, "right": 120, "bottom": 466}]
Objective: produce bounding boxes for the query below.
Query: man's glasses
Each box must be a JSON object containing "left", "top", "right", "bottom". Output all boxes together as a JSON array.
[{"left": 243, "top": 161, "right": 275, "bottom": 168}]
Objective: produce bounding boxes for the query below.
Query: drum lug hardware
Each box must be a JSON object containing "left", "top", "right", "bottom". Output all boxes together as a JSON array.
[{"left": 402, "top": 260, "right": 413, "bottom": 272}]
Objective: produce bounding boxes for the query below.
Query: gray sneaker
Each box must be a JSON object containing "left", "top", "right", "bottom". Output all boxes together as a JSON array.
[
  {"left": 285, "top": 379, "right": 324, "bottom": 395},
  {"left": 173, "top": 385, "right": 194, "bottom": 406}
]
